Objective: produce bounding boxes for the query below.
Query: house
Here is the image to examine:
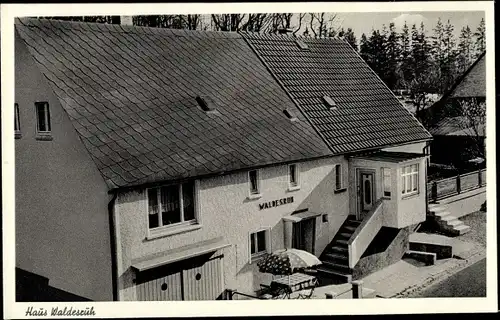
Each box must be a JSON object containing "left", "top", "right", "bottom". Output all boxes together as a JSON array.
[
  {"left": 14, "top": 18, "right": 432, "bottom": 301},
  {"left": 419, "top": 52, "right": 486, "bottom": 170}
]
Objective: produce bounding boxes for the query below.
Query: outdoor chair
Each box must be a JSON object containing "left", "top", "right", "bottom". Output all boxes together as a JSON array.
[{"left": 295, "top": 278, "right": 318, "bottom": 299}]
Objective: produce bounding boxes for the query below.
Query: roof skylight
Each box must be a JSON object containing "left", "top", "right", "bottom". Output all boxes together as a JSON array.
[
  {"left": 196, "top": 95, "right": 217, "bottom": 113},
  {"left": 295, "top": 39, "right": 310, "bottom": 51},
  {"left": 283, "top": 108, "right": 298, "bottom": 122},
  {"left": 322, "top": 95, "right": 337, "bottom": 110}
]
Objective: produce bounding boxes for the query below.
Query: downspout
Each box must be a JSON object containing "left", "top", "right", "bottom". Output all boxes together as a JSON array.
[
  {"left": 423, "top": 141, "right": 431, "bottom": 216},
  {"left": 107, "top": 191, "right": 119, "bottom": 301}
]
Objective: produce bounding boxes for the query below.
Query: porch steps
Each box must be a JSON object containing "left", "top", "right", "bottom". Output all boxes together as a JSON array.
[
  {"left": 427, "top": 205, "right": 471, "bottom": 236},
  {"left": 318, "top": 215, "right": 359, "bottom": 283}
]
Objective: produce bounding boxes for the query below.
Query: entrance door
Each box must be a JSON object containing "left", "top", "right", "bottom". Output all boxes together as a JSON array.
[
  {"left": 292, "top": 218, "right": 316, "bottom": 254},
  {"left": 357, "top": 170, "right": 375, "bottom": 220},
  {"left": 136, "top": 254, "right": 224, "bottom": 301}
]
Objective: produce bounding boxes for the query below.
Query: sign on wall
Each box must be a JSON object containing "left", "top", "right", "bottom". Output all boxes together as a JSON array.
[{"left": 259, "top": 197, "right": 294, "bottom": 210}]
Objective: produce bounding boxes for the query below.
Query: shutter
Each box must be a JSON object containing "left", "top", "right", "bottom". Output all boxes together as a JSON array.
[
  {"left": 266, "top": 227, "right": 272, "bottom": 253},
  {"left": 248, "top": 231, "right": 253, "bottom": 264}
]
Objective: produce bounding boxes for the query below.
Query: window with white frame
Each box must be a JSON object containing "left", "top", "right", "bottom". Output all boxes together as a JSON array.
[
  {"left": 401, "top": 164, "right": 419, "bottom": 196},
  {"left": 289, "top": 164, "right": 299, "bottom": 188},
  {"left": 249, "top": 228, "right": 270, "bottom": 262},
  {"left": 147, "top": 181, "right": 196, "bottom": 230},
  {"left": 35, "top": 102, "right": 51, "bottom": 133},
  {"left": 15, "top": 103, "right": 21, "bottom": 135},
  {"left": 382, "top": 168, "right": 391, "bottom": 198},
  {"left": 249, "top": 169, "right": 260, "bottom": 195},
  {"left": 335, "top": 164, "right": 343, "bottom": 190}
]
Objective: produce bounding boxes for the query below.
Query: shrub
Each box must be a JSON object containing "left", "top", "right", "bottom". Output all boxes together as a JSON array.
[{"left": 480, "top": 201, "right": 486, "bottom": 212}]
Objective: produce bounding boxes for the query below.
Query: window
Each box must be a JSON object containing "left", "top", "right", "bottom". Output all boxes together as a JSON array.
[
  {"left": 295, "top": 39, "right": 310, "bottom": 51},
  {"left": 35, "top": 102, "right": 51, "bottom": 133},
  {"left": 14, "top": 103, "right": 21, "bottom": 138},
  {"left": 322, "top": 95, "right": 337, "bottom": 110},
  {"left": 335, "top": 164, "right": 343, "bottom": 190},
  {"left": 382, "top": 168, "right": 391, "bottom": 198},
  {"left": 249, "top": 170, "right": 260, "bottom": 195},
  {"left": 147, "top": 181, "right": 196, "bottom": 230},
  {"left": 249, "top": 229, "right": 270, "bottom": 262},
  {"left": 401, "top": 164, "right": 419, "bottom": 196},
  {"left": 289, "top": 164, "right": 300, "bottom": 189},
  {"left": 283, "top": 108, "right": 298, "bottom": 122},
  {"left": 195, "top": 95, "right": 217, "bottom": 113}
]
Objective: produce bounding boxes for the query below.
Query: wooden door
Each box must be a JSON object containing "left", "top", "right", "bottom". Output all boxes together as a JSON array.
[
  {"left": 357, "top": 170, "right": 375, "bottom": 220},
  {"left": 136, "top": 264, "right": 183, "bottom": 301},
  {"left": 182, "top": 254, "right": 223, "bottom": 301}
]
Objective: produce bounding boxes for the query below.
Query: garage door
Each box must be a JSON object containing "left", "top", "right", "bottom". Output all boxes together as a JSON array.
[
  {"left": 182, "top": 254, "right": 223, "bottom": 300},
  {"left": 136, "top": 253, "right": 223, "bottom": 301}
]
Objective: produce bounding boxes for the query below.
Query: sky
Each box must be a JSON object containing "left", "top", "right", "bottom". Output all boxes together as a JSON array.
[{"left": 334, "top": 11, "right": 485, "bottom": 41}]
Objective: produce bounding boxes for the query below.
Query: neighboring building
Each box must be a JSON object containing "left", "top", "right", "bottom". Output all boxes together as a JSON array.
[
  {"left": 419, "top": 52, "right": 486, "bottom": 169},
  {"left": 14, "top": 18, "right": 432, "bottom": 301}
]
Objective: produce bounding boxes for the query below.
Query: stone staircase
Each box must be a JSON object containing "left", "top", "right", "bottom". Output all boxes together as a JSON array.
[
  {"left": 317, "top": 215, "right": 360, "bottom": 283},
  {"left": 428, "top": 204, "right": 471, "bottom": 236}
]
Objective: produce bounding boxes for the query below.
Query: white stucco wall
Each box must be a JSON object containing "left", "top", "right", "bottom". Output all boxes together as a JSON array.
[
  {"left": 348, "top": 155, "right": 427, "bottom": 229},
  {"left": 115, "top": 156, "right": 350, "bottom": 300},
  {"left": 397, "top": 157, "right": 427, "bottom": 227},
  {"left": 15, "top": 34, "right": 113, "bottom": 301}
]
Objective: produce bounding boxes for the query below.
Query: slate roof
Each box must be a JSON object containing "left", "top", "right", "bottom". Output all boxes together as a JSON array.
[
  {"left": 449, "top": 52, "right": 486, "bottom": 98},
  {"left": 430, "top": 117, "right": 485, "bottom": 137},
  {"left": 241, "top": 33, "right": 432, "bottom": 155},
  {"left": 423, "top": 52, "right": 486, "bottom": 135},
  {"left": 16, "top": 18, "right": 331, "bottom": 190}
]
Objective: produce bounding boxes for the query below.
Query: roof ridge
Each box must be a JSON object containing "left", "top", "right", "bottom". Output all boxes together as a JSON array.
[{"left": 17, "top": 17, "right": 242, "bottom": 38}]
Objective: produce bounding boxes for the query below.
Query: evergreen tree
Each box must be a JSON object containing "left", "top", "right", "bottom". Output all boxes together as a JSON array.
[
  {"left": 399, "top": 22, "right": 413, "bottom": 88},
  {"left": 442, "top": 19, "right": 458, "bottom": 91},
  {"left": 473, "top": 17, "right": 486, "bottom": 57},
  {"left": 368, "top": 28, "right": 388, "bottom": 82},
  {"left": 385, "top": 22, "right": 400, "bottom": 90},
  {"left": 343, "top": 28, "right": 358, "bottom": 51},
  {"left": 359, "top": 33, "right": 372, "bottom": 64},
  {"left": 457, "top": 25, "right": 474, "bottom": 74},
  {"left": 409, "top": 22, "right": 435, "bottom": 115}
]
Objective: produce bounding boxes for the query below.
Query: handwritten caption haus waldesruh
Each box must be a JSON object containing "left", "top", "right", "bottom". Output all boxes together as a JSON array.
[
  {"left": 25, "top": 306, "right": 96, "bottom": 317},
  {"left": 258, "top": 196, "right": 294, "bottom": 210}
]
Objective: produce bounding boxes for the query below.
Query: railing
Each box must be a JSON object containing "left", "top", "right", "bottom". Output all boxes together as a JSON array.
[
  {"left": 347, "top": 200, "right": 384, "bottom": 269},
  {"left": 428, "top": 168, "right": 486, "bottom": 202},
  {"left": 223, "top": 289, "right": 264, "bottom": 300}
]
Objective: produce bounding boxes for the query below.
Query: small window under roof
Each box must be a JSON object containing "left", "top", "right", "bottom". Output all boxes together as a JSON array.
[
  {"left": 295, "top": 39, "right": 310, "bottom": 51},
  {"left": 283, "top": 108, "right": 298, "bottom": 122},
  {"left": 196, "top": 95, "right": 217, "bottom": 113},
  {"left": 322, "top": 95, "right": 337, "bottom": 110}
]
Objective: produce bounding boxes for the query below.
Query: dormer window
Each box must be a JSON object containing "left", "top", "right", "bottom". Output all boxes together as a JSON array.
[
  {"left": 322, "top": 95, "right": 337, "bottom": 110},
  {"left": 196, "top": 95, "right": 217, "bottom": 113},
  {"left": 295, "top": 39, "right": 310, "bottom": 51}
]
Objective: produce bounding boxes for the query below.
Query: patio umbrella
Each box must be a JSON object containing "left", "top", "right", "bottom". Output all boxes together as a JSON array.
[{"left": 257, "top": 248, "right": 322, "bottom": 286}]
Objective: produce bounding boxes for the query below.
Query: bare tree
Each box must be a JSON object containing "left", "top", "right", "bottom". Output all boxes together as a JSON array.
[
  {"left": 292, "top": 13, "right": 307, "bottom": 36},
  {"left": 211, "top": 14, "right": 246, "bottom": 31},
  {"left": 306, "top": 13, "right": 339, "bottom": 38},
  {"left": 457, "top": 98, "right": 486, "bottom": 159},
  {"left": 241, "top": 13, "right": 268, "bottom": 32}
]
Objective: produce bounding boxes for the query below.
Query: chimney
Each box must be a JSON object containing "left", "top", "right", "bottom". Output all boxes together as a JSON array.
[
  {"left": 120, "top": 16, "right": 133, "bottom": 26},
  {"left": 278, "top": 28, "right": 293, "bottom": 35}
]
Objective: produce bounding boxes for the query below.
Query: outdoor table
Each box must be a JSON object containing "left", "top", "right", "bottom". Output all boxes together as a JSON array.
[{"left": 270, "top": 273, "right": 317, "bottom": 298}]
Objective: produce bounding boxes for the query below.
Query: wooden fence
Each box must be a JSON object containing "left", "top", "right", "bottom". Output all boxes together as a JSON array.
[{"left": 427, "top": 168, "right": 486, "bottom": 202}]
